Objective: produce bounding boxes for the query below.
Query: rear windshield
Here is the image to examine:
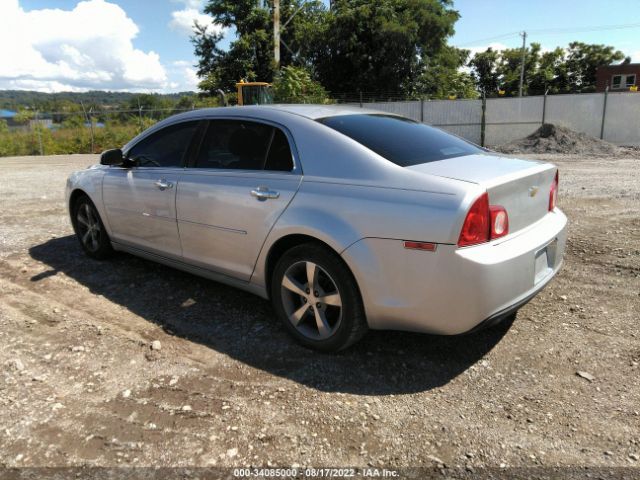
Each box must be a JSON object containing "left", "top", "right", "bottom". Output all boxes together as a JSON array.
[{"left": 317, "top": 114, "right": 482, "bottom": 167}]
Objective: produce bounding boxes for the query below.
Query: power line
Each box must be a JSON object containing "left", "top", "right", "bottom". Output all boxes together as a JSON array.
[
  {"left": 456, "top": 32, "right": 521, "bottom": 47},
  {"left": 457, "top": 22, "right": 640, "bottom": 48},
  {"left": 528, "top": 22, "right": 640, "bottom": 35}
]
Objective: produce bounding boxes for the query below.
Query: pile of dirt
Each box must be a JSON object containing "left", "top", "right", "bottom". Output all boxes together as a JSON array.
[{"left": 495, "top": 123, "right": 623, "bottom": 155}]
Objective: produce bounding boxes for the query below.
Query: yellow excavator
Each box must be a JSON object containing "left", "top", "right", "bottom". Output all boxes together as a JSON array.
[
  {"left": 236, "top": 81, "right": 274, "bottom": 106},
  {"left": 215, "top": 81, "right": 274, "bottom": 107}
]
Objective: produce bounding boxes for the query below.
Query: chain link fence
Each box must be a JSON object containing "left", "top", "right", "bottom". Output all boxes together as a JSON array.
[{"left": 1, "top": 91, "right": 638, "bottom": 157}]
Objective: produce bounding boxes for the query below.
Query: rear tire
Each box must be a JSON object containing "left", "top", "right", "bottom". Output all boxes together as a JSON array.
[
  {"left": 271, "top": 243, "right": 368, "bottom": 352},
  {"left": 71, "top": 194, "right": 113, "bottom": 260}
]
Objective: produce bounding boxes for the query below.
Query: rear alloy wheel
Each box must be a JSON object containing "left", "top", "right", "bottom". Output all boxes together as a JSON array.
[
  {"left": 72, "top": 195, "right": 113, "bottom": 260},
  {"left": 271, "top": 243, "right": 367, "bottom": 352}
]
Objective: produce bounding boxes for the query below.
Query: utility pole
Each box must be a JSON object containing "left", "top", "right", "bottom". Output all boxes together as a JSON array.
[
  {"left": 34, "top": 110, "right": 43, "bottom": 156},
  {"left": 273, "top": 0, "right": 280, "bottom": 68},
  {"left": 137, "top": 98, "right": 143, "bottom": 132},
  {"left": 519, "top": 31, "right": 527, "bottom": 97},
  {"left": 80, "top": 101, "right": 94, "bottom": 154}
]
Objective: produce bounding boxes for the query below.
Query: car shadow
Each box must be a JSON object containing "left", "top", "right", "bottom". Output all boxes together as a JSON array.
[{"left": 29, "top": 235, "right": 514, "bottom": 396}]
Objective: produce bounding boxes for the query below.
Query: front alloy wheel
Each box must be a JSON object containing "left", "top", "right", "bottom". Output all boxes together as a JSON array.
[
  {"left": 76, "top": 202, "right": 102, "bottom": 253},
  {"left": 72, "top": 195, "right": 113, "bottom": 260}
]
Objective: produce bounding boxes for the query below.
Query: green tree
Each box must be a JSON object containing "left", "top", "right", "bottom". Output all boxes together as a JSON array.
[
  {"left": 14, "top": 109, "right": 34, "bottom": 125},
  {"left": 528, "top": 47, "right": 566, "bottom": 95},
  {"left": 468, "top": 47, "right": 500, "bottom": 96},
  {"left": 314, "top": 0, "right": 459, "bottom": 97},
  {"left": 193, "top": 0, "right": 328, "bottom": 94},
  {"left": 564, "top": 42, "right": 625, "bottom": 92},
  {"left": 416, "top": 46, "right": 477, "bottom": 99},
  {"left": 194, "top": 0, "right": 460, "bottom": 99},
  {"left": 272, "top": 65, "right": 329, "bottom": 102},
  {"left": 127, "top": 94, "right": 173, "bottom": 112},
  {"left": 496, "top": 43, "right": 541, "bottom": 96},
  {"left": 467, "top": 41, "right": 625, "bottom": 96}
]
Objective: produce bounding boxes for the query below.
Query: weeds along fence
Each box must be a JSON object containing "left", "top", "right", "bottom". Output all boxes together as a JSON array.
[
  {"left": 1, "top": 91, "right": 638, "bottom": 157},
  {"left": 0, "top": 107, "right": 196, "bottom": 157}
]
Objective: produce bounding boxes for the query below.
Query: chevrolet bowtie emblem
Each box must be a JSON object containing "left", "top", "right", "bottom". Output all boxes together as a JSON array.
[{"left": 528, "top": 186, "right": 539, "bottom": 197}]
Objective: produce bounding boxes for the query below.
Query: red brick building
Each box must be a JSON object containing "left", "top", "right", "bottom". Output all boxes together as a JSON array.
[{"left": 596, "top": 63, "right": 640, "bottom": 92}]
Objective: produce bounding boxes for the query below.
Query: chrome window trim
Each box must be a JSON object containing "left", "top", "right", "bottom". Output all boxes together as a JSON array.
[{"left": 123, "top": 115, "right": 302, "bottom": 176}]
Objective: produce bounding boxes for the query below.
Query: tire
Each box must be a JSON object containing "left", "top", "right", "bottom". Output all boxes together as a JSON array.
[
  {"left": 271, "top": 243, "right": 368, "bottom": 352},
  {"left": 71, "top": 194, "right": 113, "bottom": 260}
]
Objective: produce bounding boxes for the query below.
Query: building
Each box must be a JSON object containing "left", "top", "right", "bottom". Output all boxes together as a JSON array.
[
  {"left": 596, "top": 63, "right": 640, "bottom": 92},
  {"left": 29, "top": 118, "right": 53, "bottom": 130},
  {"left": 0, "top": 109, "right": 17, "bottom": 126}
]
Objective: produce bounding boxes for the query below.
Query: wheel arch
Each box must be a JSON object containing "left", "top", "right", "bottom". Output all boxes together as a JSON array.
[
  {"left": 69, "top": 188, "right": 89, "bottom": 212},
  {"left": 262, "top": 233, "right": 363, "bottom": 305}
]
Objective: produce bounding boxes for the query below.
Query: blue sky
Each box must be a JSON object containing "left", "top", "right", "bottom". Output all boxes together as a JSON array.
[
  {"left": 3, "top": 0, "right": 640, "bottom": 92},
  {"left": 450, "top": 0, "right": 640, "bottom": 56}
]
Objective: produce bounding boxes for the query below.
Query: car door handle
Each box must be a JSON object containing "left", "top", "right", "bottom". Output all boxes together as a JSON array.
[
  {"left": 154, "top": 179, "right": 173, "bottom": 190},
  {"left": 251, "top": 186, "right": 280, "bottom": 200}
]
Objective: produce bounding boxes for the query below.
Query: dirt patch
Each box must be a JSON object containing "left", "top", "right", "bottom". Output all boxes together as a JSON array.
[
  {"left": 0, "top": 154, "right": 639, "bottom": 472},
  {"left": 495, "top": 124, "right": 624, "bottom": 156}
]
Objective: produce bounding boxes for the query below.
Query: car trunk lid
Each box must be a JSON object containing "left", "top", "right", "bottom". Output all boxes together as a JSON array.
[{"left": 407, "top": 154, "right": 557, "bottom": 234}]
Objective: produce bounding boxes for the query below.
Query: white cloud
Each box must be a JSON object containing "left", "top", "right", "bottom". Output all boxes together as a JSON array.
[
  {"left": 632, "top": 50, "right": 640, "bottom": 62},
  {"left": 166, "top": 60, "right": 200, "bottom": 92},
  {"left": 0, "top": 0, "right": 169, "bottom": 92},
  {"left": 169, "top": 0, "right": 224, "bottom": 36},
  {"left": 464, "top": 42, "right": 509, "bottom": 58}
]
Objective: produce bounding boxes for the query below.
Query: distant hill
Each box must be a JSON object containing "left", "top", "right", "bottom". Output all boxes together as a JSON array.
[{"left": 0, "top": 90, "right": 197, "bottom": 110}]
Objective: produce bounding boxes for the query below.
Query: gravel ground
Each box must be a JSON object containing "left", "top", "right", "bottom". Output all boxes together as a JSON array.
[{"left": 0, "top": 153, "right": 639, "bottom": 475}]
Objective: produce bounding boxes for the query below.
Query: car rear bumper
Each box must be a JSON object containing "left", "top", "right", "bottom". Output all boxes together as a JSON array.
[{"left": 341, "top": 209, "right": 567, "bottom": 334}]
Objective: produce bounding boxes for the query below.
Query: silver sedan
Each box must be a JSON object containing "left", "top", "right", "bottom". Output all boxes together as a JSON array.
[{"left": 66, "top": 105, "right": 567, "bottom": 351}]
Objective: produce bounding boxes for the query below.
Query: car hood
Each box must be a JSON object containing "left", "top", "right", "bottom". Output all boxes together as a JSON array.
[{"left": 405, "top": 153, "right": 544, "bottom": 185}]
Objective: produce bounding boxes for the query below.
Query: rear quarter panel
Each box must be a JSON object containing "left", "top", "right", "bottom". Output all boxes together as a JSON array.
[{"left": 251, "top": 176, "right": 482, "bottom": 289}]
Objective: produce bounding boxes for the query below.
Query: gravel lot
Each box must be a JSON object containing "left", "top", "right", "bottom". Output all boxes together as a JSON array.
[{"left": 0, "top": 153, "right": 639, "bottom": 474}]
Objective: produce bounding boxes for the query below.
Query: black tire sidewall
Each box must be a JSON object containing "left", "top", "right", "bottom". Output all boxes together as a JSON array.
[
  {"left": 71, "top": 195, "right": 113, "bottom": 260},
  {"left": 271, "top": 243, "right": 366, "bottom": 352}
]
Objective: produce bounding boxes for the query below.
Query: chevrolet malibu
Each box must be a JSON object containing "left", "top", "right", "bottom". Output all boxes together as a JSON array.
[{"left": 66, "top": 105, "right": 567, "bottom": 351}]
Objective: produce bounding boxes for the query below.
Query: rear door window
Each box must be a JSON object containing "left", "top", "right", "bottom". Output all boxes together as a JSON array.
[
  {"left": 193, "top": 120, "right": 294, "bottom": 172},
  {"left": 264, "top": 128, "right": 294, "bottom": 172},
  {"left": 194, "top": 120, "right": 272, "bottom": 170}
]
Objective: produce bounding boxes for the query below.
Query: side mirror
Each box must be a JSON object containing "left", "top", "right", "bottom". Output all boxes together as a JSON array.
[{"left": 100, "top": 148, "right": 124, "bottom": 166}]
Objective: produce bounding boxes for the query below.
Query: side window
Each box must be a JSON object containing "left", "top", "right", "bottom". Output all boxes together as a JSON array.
[
  {"left": 626, "top": 74, "right": 636, "bottom": 87},
  {"left": 128, "top": 121, "right": 198, "bottom": 168},
  {"left": 612, "top": 75, "right": 622, "bottom": 89},
  {"left": 194, "top": 120, "right": 272, "bottom": 170},
  {"left": 264, "top": 128, "right": 294, "bottom": 172}
]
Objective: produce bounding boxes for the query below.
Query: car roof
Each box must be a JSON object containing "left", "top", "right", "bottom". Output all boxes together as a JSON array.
[
  {"left": 167, "top": 104, "right": 388, "bottom": 121},
  {"left": 258, "top": 104, "right": 385, "bottom": 120}
]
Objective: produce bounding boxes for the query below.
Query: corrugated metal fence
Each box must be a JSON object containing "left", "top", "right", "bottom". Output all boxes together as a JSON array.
[{"left": 360, "top": 91, "right": 640, "bottom": 147}]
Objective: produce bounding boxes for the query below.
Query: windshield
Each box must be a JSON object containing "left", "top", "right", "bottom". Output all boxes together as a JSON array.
[
  {"left": 317, "top": 114, "right": 482, "bottom": 167},
  {"left": 241, "top": 86, "right": 274, "bottom": 105}
]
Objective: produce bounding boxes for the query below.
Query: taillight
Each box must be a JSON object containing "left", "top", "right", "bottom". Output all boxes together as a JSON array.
[
  {"left": 458, "top": 193, "right": 490, "bottom": 247},
  {"left": 458, "top": 192, "right": 509, "bottom": 247},
  {"left": 489, "top": 205, "right": 509, "bottom": 239},
  {"left": 549, "top": 170, "right": 558, "bottom": 211}
]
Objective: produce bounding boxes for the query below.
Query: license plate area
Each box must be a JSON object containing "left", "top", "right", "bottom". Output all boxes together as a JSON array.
[{"left": 534, "top": 239, "right": 557, "bottom": 284}]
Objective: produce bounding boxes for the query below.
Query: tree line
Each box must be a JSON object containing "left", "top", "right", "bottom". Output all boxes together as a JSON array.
[{"left": 193, "top": 0, "right": 629, "bottom": 100}]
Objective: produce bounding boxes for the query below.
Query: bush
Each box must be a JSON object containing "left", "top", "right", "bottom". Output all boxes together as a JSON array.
[{"left": 272, "top": 66, "right": 329, "bottom": 104}]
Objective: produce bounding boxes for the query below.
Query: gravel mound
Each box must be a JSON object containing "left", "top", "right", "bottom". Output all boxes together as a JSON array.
[{"left": 495, "top": 123, "right": 622, "bottom": 155}]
